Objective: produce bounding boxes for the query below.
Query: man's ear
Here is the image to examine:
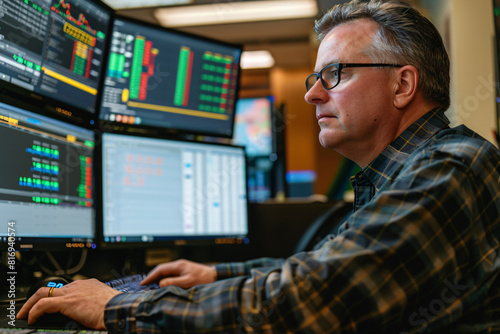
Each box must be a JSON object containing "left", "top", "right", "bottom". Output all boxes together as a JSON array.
[{"left": 393, "top": 65, "right": 418, "bottom": 109}]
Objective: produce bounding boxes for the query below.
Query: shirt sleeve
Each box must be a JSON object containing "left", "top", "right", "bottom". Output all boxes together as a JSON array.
[
  {"left": 104, "top": 138, "right": 500, "bottom": 333},
  {"left": 104, "top": 291, "right": 144, "bottom": 333},
  {"left": 214, "top": 257, "right": 285, "bottom": 280}
]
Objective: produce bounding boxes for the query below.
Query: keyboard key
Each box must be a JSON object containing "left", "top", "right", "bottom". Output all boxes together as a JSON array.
[{"left": 105, "top": 273, "right": 159, "bottom": 292}]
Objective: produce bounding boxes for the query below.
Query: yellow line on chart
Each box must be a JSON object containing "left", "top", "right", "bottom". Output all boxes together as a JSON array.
[
  {"left": 0, "top": 119, "right": 91, "bottom": 149},
  {"left": 42, "top": 67, "right": 97, "bottom": 95},
  {"left": 127, "top": 101, "right": 229, "bottom": 120}
]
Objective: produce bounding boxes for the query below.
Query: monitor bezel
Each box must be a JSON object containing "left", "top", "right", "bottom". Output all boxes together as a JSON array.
[
  {"left": 94, "top": 129, "right": 250, "bottom": 249},
  {"left": 96, "top": 14, "right": 243, "bottom": 139}
]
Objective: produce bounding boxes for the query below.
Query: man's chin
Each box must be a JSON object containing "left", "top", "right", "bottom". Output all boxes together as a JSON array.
[{"left": 318, "top": 134, "right": 340, "bottom": 150}]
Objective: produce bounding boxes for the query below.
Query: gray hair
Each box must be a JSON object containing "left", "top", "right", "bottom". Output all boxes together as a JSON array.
[{"left": 315, "top": 0, "right": 450, "bottom": 109}]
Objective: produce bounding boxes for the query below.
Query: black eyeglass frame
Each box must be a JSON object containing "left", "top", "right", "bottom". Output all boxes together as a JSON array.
[{"left": 305, "top": 63, "right": 403, "bottom": 91}]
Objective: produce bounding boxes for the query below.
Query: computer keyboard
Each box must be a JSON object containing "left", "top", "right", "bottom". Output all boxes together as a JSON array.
[
  {"left": 0, "top": 275, "right": 158, "bottom": 333},
  {"left": 105, "top": 273, "right": 159, "bottom": 293}
]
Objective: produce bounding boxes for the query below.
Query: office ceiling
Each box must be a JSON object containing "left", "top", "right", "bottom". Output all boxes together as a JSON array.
[
  {"left": 114, "top": 0, "right": 352, "bottom": 69},
  {"left": 113, "top": 0, "right": 425, "bottom": 68}
]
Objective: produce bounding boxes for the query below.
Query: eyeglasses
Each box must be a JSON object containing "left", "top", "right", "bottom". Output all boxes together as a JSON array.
[{"left": 305, "top": 63, "right": 403, "bottom": 91}]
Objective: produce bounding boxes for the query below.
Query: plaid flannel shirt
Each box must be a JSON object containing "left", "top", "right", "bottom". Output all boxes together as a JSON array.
[{"left": 105, "top": 108, "right": 500, "bottom": 333}]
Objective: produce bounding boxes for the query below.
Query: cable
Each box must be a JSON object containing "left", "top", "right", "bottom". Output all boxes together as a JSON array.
[
  {"left": 65, "top": 248, "right": 87, "bottom": 275},
  {"left": 45, "top": 251, "right": 64, "bottom": 275},
  {"left": 36, "top": 249, "right": 88, "bottom": 276}
]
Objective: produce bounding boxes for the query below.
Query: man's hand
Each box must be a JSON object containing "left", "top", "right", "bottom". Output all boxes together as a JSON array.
[
  {"left": 17, "top": 279, "right": 122, "bottom": 330},
  {"left": 141, "top": 259, "right": 216, "bottom": 288}
]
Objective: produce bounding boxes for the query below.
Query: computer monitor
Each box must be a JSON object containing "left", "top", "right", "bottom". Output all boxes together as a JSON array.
[
  {"left": 232, "top": 97, "right": 274, "bottom": 202},
  {"left": 98, "top": 132, "right": 248, "bottom": 247},
  {"left": 232, "top": 97, "right": 274, "bottom": 158},
  {"left": 98, "top": 16, "right": 242, "bottom": 138},
  {"left": 0, "top": 101, "right": 96, "bottom": 250},
  {"left": 231, "top": 96, "right": 289, "bottom": 202},
  {"left": 0, "top": 0, "right": 112, "bottom": 123}
]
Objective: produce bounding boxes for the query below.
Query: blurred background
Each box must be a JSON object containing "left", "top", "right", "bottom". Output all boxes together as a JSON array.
[{"left": 103, "top": 0, "right": 498, "bottom": 197}]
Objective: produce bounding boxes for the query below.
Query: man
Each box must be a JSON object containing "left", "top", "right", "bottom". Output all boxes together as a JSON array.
[{"left": 19, "top": 0, "right": 500, "bottom": 332}]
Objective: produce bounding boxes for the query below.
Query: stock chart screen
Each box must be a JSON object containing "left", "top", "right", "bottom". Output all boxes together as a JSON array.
[
  {"left": 0, "top": 101, "right": 95, "bottom": 247},
  {"left": 101, "top": 132, "right": 248, "bottom": 246},
  {"left": 99, "top": 16, "right": 242, "bottom": 138},
  {"left": 0, "top": 0, "right": 111, "bottom": 114}
]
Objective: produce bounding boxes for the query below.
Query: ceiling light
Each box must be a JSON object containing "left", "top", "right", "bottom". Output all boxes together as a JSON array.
[
  {"left": 154, "top": 0, "right": 318, "bottom": 27},
  {"left": 103, "top": 0, "right": 192, "bottom": 9},
  {"left": 240, "top": 50, "right": 275, "bottom": 69}
]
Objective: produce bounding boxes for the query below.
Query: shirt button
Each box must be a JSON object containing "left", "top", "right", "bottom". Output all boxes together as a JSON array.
[
  {"left": 118, "top": 319, "right": 126, "bottom": 329},
  {"left": 143, "top": 303, "right": 151, "bottom": 313}
]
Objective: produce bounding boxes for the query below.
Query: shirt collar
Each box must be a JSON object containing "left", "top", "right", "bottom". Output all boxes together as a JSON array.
[{"left": 362, "top": 107, "right": 450, "bottom": 190}]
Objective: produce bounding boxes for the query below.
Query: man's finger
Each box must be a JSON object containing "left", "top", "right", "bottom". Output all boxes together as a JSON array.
[
  {"left": 159, "top": 276, "right": 191, "bottom": 288},
  {"left": 142, "top": 263, "right": 180, "bottom": 285},
  {"left": 17, "top": 287, "right": 54, "bottom": 319},
  {"left": 26, "top": 296, "right": 64, "bottom": 324},
  {"left": 141, "top": 267, "right": 161, "bottom": 285}
]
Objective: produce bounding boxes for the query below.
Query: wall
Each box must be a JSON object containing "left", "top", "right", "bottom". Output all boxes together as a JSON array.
[
  {"left": 450, "top": 0, "right": 497, "bottom": 146},
  {"left": 239, "top": 67, "right": 344, "bottom": 197},
  {"left": 239, "top": 0, "right": 499, "bottom": 199},
  {"left": 270, "top": 67, "right": 344, "bottom": 196},
  {"left": 420, "top": 0, "right": 498, "bottom": 146}
]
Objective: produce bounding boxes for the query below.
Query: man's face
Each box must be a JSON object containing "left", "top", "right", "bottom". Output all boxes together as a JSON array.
[{"left": 305, "top": 19, "right": 401, "bottom": 163}]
